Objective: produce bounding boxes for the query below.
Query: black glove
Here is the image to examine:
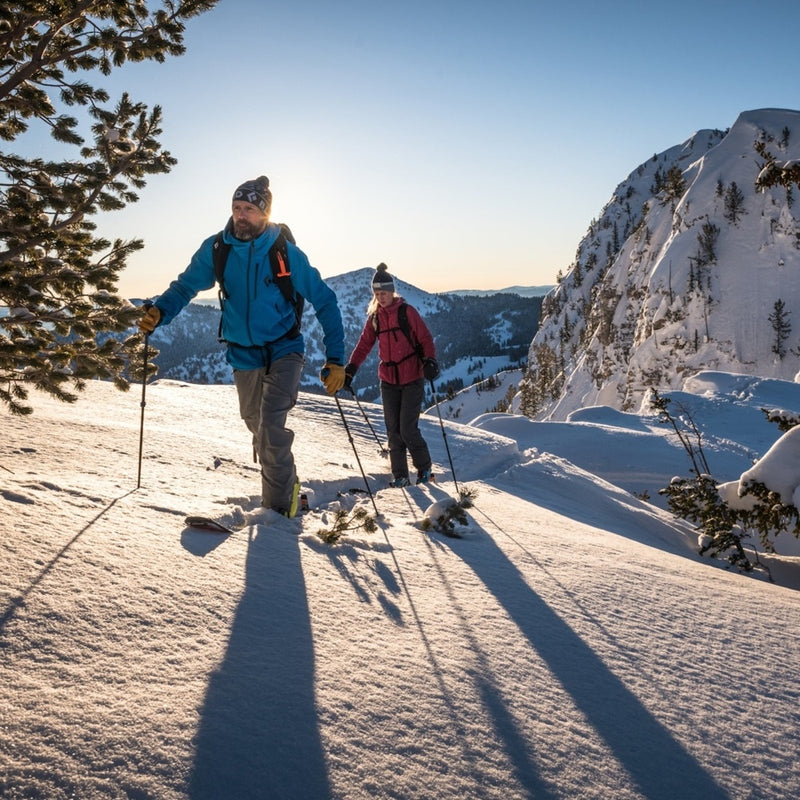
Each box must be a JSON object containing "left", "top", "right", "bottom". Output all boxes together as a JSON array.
[
  {"left": 343, "top": 363, "right": 357, "bottom": 391},
  {"left": 423, "top": 357, "right": 439, "bottom": 381}
]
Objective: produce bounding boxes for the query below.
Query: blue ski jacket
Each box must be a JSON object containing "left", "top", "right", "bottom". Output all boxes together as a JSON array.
[{"left": 152, "top": 221, "right": 345, "bottom": 371}]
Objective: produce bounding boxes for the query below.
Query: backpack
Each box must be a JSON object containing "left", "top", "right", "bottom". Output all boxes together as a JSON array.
[{"left": 211, "top": 222, "right": 305, "bottom": 341}]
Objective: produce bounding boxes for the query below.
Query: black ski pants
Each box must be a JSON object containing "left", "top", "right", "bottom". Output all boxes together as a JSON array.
[{"left": 380, "top": 378, "right": 431, "bottom": 480}]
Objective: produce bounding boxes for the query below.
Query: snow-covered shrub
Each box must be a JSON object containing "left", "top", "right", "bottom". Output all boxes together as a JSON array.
[{"left": 661, "top": 474, "right": 755, "bottom": 572}]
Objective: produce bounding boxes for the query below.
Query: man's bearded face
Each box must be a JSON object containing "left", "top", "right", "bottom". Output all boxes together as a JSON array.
[{"left": 231, "top": 201, "right": 268, "bottom": 241}]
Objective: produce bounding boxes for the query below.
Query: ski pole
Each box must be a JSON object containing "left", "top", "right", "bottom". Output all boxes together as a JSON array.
[
  {"left": 332, "top": 392, "right": 380, "bottom": 517},
  {"left": 428, "top": 379, "right": 460, "bottom": 495},
  {"left": 347, "top": 386, "right": 388, "bottom": 457},
  {"left": 136, "top": 332, "right": 150, "bottom": 490}
]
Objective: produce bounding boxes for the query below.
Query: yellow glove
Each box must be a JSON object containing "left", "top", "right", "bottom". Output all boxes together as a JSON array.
[
  {"left": 320, "top": 362, "right": 346, "bottom": 396},
  {"left": 139, "top": 305, "right": 161, "bottom": 334}
]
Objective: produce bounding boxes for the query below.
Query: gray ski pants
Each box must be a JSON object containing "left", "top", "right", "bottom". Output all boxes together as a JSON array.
[{"left": 233, "top": 352, "right": 304, "bottom": 510}]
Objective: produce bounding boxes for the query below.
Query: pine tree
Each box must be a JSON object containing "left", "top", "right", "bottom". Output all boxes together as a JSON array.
[
  {"left": 755, "top": 140, "right": 800, "bottom": 191},
  {"left": 723, "top": 181, "right": 746, "bottom": 224},
  {"left": 517, "top": 365, "right": 537, "bottom": 418},
  {"left": 768, "top": 299, "right": 791, "bottom": 359},
  {"left": 0, "top": 1, "right": 219, "bottom": 415},
  {"left": 662, "top": 165, "right": 685, "bottom": 206},
  {"left": 692, "top": 221, "right": 719, "bottom": 291},
  {"left": 316, "top": 507, "right": 378, "bottom": 544}
]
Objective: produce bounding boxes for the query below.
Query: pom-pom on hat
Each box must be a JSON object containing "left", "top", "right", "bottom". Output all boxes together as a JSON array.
[
  {"left": 232, "top": 175, "right": 271, "bottom": 213},
  {"left": 372, "top": 263, "right": 395, "bottom": 293}
]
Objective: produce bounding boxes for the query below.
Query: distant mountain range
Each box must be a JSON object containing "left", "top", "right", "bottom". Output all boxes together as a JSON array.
[
  {"left": 452, "top": 285, "right": 555, "bottom": 298},
  {"left": 189, "top": 283, "right": 554, "bottom": 304},
  {"left": 135, "top": 269, "right": 544, "bottom": 406}
]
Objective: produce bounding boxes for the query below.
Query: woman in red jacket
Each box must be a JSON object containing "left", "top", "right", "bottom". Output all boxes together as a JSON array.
[{"left": 345, "top": 264, "right": 440, "bottom": 487}]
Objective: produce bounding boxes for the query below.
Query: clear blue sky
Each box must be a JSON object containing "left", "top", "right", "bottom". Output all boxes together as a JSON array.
[{"left": 95, "top": 0, "right": 800, "bottom": 298}]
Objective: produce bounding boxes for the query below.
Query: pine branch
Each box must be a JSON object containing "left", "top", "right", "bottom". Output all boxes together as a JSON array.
[
  {"left": 0, "top": 1, "right": 218, "bottom": 414},
  {"left": 316, "top": 507, "right": 378, "bottom": 544}
]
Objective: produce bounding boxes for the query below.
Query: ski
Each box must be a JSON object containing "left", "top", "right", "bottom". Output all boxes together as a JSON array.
[{"left": 184, "top": 516, "right": 237, "bottom": 534}]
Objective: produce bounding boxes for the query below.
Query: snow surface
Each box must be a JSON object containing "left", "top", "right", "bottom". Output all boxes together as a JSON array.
[{"left": 3, "top": 373, "right": 800, "bottom": 799}]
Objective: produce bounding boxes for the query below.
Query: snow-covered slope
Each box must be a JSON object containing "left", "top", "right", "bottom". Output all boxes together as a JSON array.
[
  {"left": 527, "top": 108, "right": 800, "bottom": 420},
  {"left": 4, "top": 373, "right": 800, "bottom": 798},
  {"left": 424, "top": 366, "right": 523, "bottom": 422}
]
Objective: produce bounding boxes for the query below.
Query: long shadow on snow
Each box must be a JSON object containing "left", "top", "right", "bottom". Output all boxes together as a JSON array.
[
  {"left": 441, "top": 529, "right": 730, "bottom": 800},
  {"left": 189, "top": 526, "right": 331, "bottom": 799}
]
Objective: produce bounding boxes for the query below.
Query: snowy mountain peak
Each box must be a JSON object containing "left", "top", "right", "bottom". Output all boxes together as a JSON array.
[
  {"left": 525, "top": 108, "right": 800, "bottom": 420},
  {"left": 325, "top": 266, "right": 447, "bottom": 318}
]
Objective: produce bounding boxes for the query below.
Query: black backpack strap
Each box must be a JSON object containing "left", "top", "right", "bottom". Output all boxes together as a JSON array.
[
  {"left": 212, "top": 231, "right": 231, "bottom": 300},
  {"left": 374, "top": 302, "right": 425, "bottom": 381},
  {"left": 397, "top": 303, "right": 424, "bottom": 363},
  {"left": 268, "top": 223, "right": 304, "bottom": 338},
  {"left": 212, "top": 230, "right": 230, "bottom": 341}
]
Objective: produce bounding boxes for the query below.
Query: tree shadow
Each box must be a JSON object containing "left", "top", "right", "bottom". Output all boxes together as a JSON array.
[
  {"left": 0, "top": 489, "right": 136, "bottom": 633},
  {"left": 188, "top": 526, "right": 331, "bottom": 799},
  {"left": 303, "top": 535, "right": 405, "bottom": 624},
  {"left": 441, "top": 528, "right": 731, "bottom": 800}
]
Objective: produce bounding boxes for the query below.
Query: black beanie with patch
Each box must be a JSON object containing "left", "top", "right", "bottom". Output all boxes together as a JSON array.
[{"left": 232, "top": 175, "right": 271, "bottom": 213}]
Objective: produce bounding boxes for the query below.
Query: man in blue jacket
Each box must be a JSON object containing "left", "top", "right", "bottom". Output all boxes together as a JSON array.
[{"left": 138, "top": 175, "right": 346, "bottom": 517}]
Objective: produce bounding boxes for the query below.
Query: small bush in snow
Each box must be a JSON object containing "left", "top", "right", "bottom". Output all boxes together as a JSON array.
[
  {"left": 661, "top": 474, "right": 800, "bottom": 579},
  {"left": 421, "top": 488, "right": 476, "bottom": 536},
  {"left": 316, "top": 507, "right": 377, "bottom": 544}
]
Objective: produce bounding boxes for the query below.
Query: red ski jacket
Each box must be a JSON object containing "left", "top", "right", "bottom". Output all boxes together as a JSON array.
[{"left": 348, "top": 298, "right": 436, "bottom": 385}]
